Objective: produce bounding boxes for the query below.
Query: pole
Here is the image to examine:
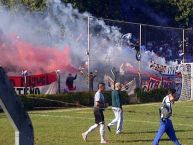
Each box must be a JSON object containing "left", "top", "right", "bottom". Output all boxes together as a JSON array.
[
  {"left": 87, "top": 16, "right": 90, "bottom": 92},
  {"left": 24, "top": 74, "right": 27, "bottom": 95},
  {"left": 22, "top": 70, "right": 28, "bottom": 95},
  {"left": 182, "top": 29, "right": 185, "bottom": 63},
  {"left": 58, "top": 73, "right": 60, "bottom": 94},
  {"left": 160, "top": 72, "right": 163, "bottom": 88},
  {"left": 138, "top": 24, "right": 142, "bottom": 88},
  {"left": 56, "top": 70, "right": 60, "bottom": 94}
]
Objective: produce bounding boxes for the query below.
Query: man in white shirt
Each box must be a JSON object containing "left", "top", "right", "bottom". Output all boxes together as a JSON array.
[
  {"left": 153, "top": 89, "right": 181, "bottom": 145},
  {"left": 82, "top": 82, "right": 108, "bottom": 144}
]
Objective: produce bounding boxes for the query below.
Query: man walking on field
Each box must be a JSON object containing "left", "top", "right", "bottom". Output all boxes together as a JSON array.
[
  {"left": 82, "top": 82, "right": 108, "bottom": 144},
  {"left": 153, "top": 89, "right": 181, "bottom": 145},
  {"left": 107, "top": 82, "right": 123, "bottom": 134}
]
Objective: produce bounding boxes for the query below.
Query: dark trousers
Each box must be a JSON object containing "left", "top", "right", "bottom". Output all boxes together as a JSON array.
[{"left": 94, "top": 108, "right": 104, "bottom": 124}]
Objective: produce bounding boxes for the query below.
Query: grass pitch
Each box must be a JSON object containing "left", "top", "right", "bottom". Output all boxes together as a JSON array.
[{"left": 0, "top": 101, "right": 193, "bottom": 145}]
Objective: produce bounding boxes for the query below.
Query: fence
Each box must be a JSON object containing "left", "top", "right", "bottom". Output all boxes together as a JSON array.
[
  {"left": 5, "top": 16, "right": 193, "bottom": 95},
  {"left": 86, "top": 16, "right": 193, "bottom": 96}
]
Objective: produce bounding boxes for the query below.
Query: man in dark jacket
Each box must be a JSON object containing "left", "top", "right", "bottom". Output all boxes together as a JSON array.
[
  {"left": 107, "top": 82, "right": 123, "bottom": 134},
  {"left": 89, "top": 72, "right": 97, "bottom": 92},
  {"left": 66, "top": 73, "right": 77, "bottom": 91}
]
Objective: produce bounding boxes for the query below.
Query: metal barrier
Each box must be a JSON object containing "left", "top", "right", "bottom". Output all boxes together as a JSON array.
[{"left": 0, "top": 67, "right": 34, "bottom": 145}]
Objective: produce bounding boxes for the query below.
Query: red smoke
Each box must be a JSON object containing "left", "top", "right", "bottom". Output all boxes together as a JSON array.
[{"left": 0, "top": 33, "right": 78, "bottom": 73}]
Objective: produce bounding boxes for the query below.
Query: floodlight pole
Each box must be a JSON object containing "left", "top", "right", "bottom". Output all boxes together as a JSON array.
[
  {"left": 21, "top": 70, "right": 28, "bottom": 95},
  {"left": 182, "top": 29, "right": 185, "bottom": 63},
  {"left": 24, "top": 70, "right": 28, "bottom": 95},
  {"left": 56, "top": 70, "right": 61, "bottom": 94},
  {"left": 87, "top": 16, "right": 90, "bottom": 92},
  {"left": 138, "top": 24, "right": 142, "bottom": 88}
]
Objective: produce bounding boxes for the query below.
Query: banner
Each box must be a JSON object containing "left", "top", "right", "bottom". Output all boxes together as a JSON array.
[
  {"left": 149, "top": 61, "right": 182, "bottom": 75},
  {"left": 147, "top": 76, "right": 175, "bottom": 90},
  {"left": 9, "top": 72, "right": 58, "bottom": 95},
  {"left": 143, "top": 76, "right": 181, "bottom": 98}
]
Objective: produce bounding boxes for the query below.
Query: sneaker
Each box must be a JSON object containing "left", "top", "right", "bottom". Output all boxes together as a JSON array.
[
  {"left": 116, "top": 131, "right": 121, "bottom": 134},
  {"left": 82, "top": 133, "right": 87, "bottom": 141},
  {"left": 107, "top": 125, "right": 111, "bottom": 132},
  {"left": 101, "top": 140, "right": 108, "bottom": 144}
]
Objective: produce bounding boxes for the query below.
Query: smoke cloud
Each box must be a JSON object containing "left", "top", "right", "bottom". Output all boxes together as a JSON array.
[{"left": 0, "top": 0, "right": 178, "bottom": 91}]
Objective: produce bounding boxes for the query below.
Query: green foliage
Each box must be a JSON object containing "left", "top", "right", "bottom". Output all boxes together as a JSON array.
[
  {"left": 135, "top": 88, "right": 168, "bottom": 103},
  {"left": 145, "top": 0, "right": 173, "bottom": 13},
  {"left": 0, "top": 0, "right": 17, "bottom": 8},
  {"left": 62, "top": 0, "right": 122, "bottom": 20},
  {"left": 168, "top": 0, "right": 193, "bottom": 27},
  {"left": 21, "top": 0, "right": 47, "bottom": 11},
  {"left": 20, "top": 91, "right": 129, "bottom": 110},
  {"left": 61, "top": 0, "right": 193, "bottom": 27},
  {"left": 20, "top": 89, "right": 170, "bottom": 111},
  {"left": 0, "top": 0, "right": 47, "bottom": 11},
  {"left": 1, "top": 0, "right": 192, "bottom": 27}
]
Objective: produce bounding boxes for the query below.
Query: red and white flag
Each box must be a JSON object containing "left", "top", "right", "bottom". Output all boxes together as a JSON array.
[{"left": 9, "top": 72, "right": 58, "bottom": 95}]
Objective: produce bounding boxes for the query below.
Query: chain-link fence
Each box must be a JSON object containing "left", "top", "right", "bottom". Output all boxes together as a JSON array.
[
  {"left": 86, "top": 17, "right": 193, "bottom": 95},
  {"left": 5, "top": 16, "right": 191, "bottom": 94},
  {"left": 184, "top": 29, "right": 193, "bottom": 63}
]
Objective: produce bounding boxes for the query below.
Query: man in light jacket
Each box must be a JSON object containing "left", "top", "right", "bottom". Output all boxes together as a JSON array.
[
  {"left": 107, "top": 82, "right": 123, "bottom": 134},
  {"left": 153, "top": 89, "right": 181, "bottom": 145}
]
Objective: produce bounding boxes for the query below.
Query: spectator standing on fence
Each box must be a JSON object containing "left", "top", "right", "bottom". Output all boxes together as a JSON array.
[
  {"left": 107, "top": 82, "right": 123, "bottom": 134},
  {"left": 89, "top": 71, "right": 97, "bottom": 92},
  {"left": 82, "top": 82, "right": 108, "bottom": 144},
  {"left": 66, "top": 73, "right": 77, "bottom": 91}
]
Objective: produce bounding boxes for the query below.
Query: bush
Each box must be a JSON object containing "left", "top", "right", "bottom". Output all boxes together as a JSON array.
[
  {"left": 135, "top": 88, "right": 168, "bottom": 103},
  {"left": 20, "top": 91, "right": 129, "bottom": 110},
  {"left": 19, "top": 88, "right": 168, "bottom": 110}
]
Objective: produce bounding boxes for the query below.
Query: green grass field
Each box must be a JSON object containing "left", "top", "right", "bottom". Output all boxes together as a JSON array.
[{"left": 0, "top": 101, "right": 193, "bottom": 145}]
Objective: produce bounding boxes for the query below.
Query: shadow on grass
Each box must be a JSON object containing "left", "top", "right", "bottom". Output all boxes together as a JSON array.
[
  {"left": 121, "top": 129, "right": 193, "bottom": 135},
  {"left": 125, "top": 110, "right": 193, "bottom": 120},
  {"left": 112, "top": 138, "right": 193, "bottom": 144},
  {"left": 126, "top": 110, "right": 156, "bottom": 115},
  {"left": 111, "top": 139, "right": 153, "bottom": 143},
  {"left": 0, "top": 113, "right": 6, "bottom": 118},
  {"left": 85, "top": 137, "right": 193, "bottom": 144}
]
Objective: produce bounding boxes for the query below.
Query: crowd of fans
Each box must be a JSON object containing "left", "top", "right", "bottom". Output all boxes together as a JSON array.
[
  {"left": 123, "top": 29, "right": 193, "bottom": 63},
  {"left": 144, "top": 40, "right": 183, "bottom": 62},
  {"left": 144, "top": 39, "right": 193, "bottom": 62}
]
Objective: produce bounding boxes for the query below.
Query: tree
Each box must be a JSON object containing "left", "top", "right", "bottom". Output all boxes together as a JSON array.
[
  {"left": 62, "top": 0, "right": 122, "bottom": 20},
  {"left": 1, "top": 0, "right": 192, "bottom": 28},
  {"left": 21, "top": 0, "right": 47, "bottom": 11},
  {"left": 0, "top": 0, "right": 47, "bottom": 11},
  {"left": 0, "top": 0, "right": 18, "bottom": 8},
  {"left": 168, "top": 0, "right": 193, "bottom": 27}
]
